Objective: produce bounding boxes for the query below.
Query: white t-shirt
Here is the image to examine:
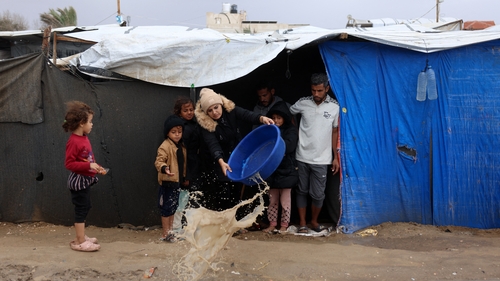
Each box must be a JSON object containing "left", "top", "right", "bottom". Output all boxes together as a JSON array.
[{"left": 289, "top": 95, "right": 339, "bottom": 165}]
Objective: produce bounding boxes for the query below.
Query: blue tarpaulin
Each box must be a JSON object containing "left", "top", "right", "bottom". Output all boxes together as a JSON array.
[{"left": 320, "top": 40, "right": 500, "bottom": 233}]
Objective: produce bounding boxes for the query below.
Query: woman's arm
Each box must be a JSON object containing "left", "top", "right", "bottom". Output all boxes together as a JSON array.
[
  {"left": 234, "top": 106, "right": 274, "bottom": 125},
  {"left": 201, "top": 128, "right": 224, "bottom": 162},
  {"left": 218, "top": 158, "right": 232, "bottom": 176}
]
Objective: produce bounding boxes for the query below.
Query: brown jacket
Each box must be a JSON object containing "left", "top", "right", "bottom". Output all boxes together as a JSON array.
[{"left": 154, "top": 138, "right": 187, "bottom": 184}]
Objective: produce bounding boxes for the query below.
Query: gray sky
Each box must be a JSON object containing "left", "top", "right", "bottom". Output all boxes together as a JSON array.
[{"left": 3, "top": 0, "right": 500, "bottom": 30}]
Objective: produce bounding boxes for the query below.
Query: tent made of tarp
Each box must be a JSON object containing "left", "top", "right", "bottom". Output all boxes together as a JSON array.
[
  {"left": 320, "top": 39, "right": 500, "bottom": 233},
  {"left": 0, "top": 53, "right": 187, "bottom": 226},
  {"left": 63, "top": 24, "right": 500, "bottom": 88},
  {"left": 1, "top": 23, "right": 500, "bottom": 231},
  {"left": 0, "top": 47, "right": 326, "bottom": 227}
]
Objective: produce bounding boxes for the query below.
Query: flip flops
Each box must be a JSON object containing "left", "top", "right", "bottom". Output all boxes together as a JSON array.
[
  {"left": 159, "top": 233, "right": 178, "bottom": 243},
  {"left": 69, "top": 240, "right": 100, "bottom": 252},
  {"left": 312, "top": 224, "right": 327, "bottom": 233},
  {"left": 298, "top": 226, "right": 309, "bottom": 234}
]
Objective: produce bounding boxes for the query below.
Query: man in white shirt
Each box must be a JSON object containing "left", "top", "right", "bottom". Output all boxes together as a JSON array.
[{"left": 289, "top": 73, "right": 340, "bottom": 233}]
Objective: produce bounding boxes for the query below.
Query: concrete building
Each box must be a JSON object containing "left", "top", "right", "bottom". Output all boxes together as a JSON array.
[{"left": 206, "top": 3, "right": 308, "bottom": 33}]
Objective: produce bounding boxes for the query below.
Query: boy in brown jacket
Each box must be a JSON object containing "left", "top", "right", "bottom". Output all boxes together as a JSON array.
[{"left": 154, "top": 115, "right": 187, "bottom": 242}]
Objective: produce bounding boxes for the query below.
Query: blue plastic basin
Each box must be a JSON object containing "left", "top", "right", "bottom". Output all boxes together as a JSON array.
[{"left": 227, "top": 124, "right": 285, "bottom": 186}]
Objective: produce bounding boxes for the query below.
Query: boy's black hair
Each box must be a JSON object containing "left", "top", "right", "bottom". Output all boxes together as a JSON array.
[{"left": 163, "top": 115, "right": 184, "bottom": 139}]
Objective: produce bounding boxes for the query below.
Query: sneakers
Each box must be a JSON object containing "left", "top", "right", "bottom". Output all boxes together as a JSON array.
[{"left": 69, "top": 240, "right": 100, "bottom": 252}]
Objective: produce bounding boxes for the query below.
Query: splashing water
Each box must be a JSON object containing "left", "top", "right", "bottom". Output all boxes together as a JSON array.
[{"left": 174, "top": 173, "right": 268, "bottom": 281}]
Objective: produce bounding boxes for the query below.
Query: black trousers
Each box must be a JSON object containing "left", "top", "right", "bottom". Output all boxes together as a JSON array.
[{"left": 323, "top": 166, "right": 341, "bottom": 226}]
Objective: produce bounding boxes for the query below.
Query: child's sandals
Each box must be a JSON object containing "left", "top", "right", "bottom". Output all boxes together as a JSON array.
[
  {"left": 69, "top": 240, "right": 100, "bottom": 252},
  {"left": 85, "top": 235, "right": 98, "bottom": 244}
]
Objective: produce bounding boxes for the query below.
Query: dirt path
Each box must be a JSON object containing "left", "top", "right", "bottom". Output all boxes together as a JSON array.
[{"left": 1, "top": 221, "right": 499, "bottom": 280}]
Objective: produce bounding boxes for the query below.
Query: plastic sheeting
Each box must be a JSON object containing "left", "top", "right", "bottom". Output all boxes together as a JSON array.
[
  {"left": 69, "top": 26, "right": 287, "bottom": 87},
  {"left": 0, "top": 54, "right": 189, "bottom": 226},
  {"left": 0, "top": 50, "right": 328, "bottom": 227},
  {"left": 63, "top": 24, "right": 500, "bottom": 89},
  {"left": 320, "top": 40, "right": 500, "bottom": 233},
  {"left": 0, "top": 53, "right": 44, "bottom": 124},
  {"left": 5, "top": 23, "right": 500, "bottom": 89},
  {"left": 349, "top": 25, "right": 500, "bottom": 53}
]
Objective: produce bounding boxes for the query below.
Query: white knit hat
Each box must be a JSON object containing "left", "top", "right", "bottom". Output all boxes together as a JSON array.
[{"left": 199, "top": 88, "right": 223, "bottom": 113}]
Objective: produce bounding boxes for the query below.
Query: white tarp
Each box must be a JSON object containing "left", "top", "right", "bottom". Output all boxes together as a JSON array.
[
  {"left": 68, "top": 26, "right": 287, "bottom": 87},
  {"left": 348, "top": 24, "right": 500, "bottom": 53},
  {"left": 64, "top": 24, "right": 500, "bottom": 87}
]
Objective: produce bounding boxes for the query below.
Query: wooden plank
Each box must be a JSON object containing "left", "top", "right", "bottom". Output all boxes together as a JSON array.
[{"left": 54, "top": 34, "right": 96, "bottom": 44}]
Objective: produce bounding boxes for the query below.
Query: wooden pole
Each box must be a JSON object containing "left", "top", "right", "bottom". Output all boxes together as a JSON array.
[
  {"left": 52, "top": 31, "right": 57, "bottom": 65},
  {"left": 41, "top": 26, "right": 51, "bottom": 56},
  {"left": 436, "top": 0, "right": 440, "bottom": 23},
  {"left": 117, "top": 0, "right": 121, "bottom": 16}
]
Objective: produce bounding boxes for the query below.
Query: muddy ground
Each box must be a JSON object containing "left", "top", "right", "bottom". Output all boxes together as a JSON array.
[{"left": 1, "top": 221, "right": 499, "bottom": 281}]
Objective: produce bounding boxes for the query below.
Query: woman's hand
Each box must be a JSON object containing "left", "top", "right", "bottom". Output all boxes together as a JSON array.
[
  {"left": 260, "top": 116, "right": 275, "bottom": 125},
  {"left": 218, "top": 158, "right": 232, "bottom": 176}
]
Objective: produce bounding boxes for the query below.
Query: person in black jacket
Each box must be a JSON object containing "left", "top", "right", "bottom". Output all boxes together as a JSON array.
[
  {"left": 171, "top": 97, "right": 201, "bottom": 234},
  {"left": 194, "top": 88, "right": 274, "bottom": 213},
  {"left": 262, "top": 101, "right": 299, "bottom": 233}
]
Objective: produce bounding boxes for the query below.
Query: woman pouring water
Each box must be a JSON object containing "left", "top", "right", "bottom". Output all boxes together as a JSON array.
[{"left": 194, "top": 88, "right": 274, "bottom": 213}]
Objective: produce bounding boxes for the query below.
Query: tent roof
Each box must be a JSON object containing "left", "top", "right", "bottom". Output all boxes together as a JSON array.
[
  {"left": 0, "top": 25, "right": 103, "bottom": 42},
  {"left": 5, "top": 22, "right": 499, "bottom": 87},
  {"left": 68, "top": 24, "right": 500, "bottom": 87}
]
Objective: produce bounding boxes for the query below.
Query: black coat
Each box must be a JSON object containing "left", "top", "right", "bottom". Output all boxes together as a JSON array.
[
  {"left": 182, "top": 118, "right": 201, "bottom": 183},
  {"left": 265, "top": 101, "right": 298, "bottom": 188},
  {"left": 195, "top": 96, "right": 262, "bottom": 181}
]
